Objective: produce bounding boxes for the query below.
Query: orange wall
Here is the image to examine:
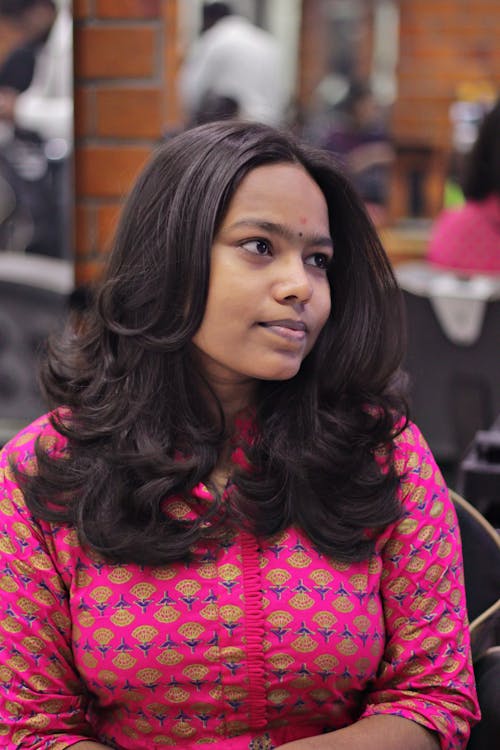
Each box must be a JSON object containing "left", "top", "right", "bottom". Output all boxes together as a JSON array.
[
  {"left": 73, "top": 0, "right": 180, "bottom": 285},
  {"left": 392, "top": 0, "right": 500, "bottom": 148},
  {"left": 72, "top": 0, "right": 500, "bottom": 281}
]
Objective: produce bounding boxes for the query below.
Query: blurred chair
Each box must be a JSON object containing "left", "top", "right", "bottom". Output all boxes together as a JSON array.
[
  {"left": 450, "top": 490, "right": 500, "bottom": 750},
  {"left": 396, "top": 262, "right": 500, "bottom": 466},
  {"left": 0, "top": 251, "right": 73, "bottom": 446},
  {"left": 450, "top": 490, "right": 500, "bottom": 636},
  {"left": 468, "top": 645, "right": 500, "bottom": 750},
  {"left": 387, "top": 140, "right": 447, "bottom": 221},
  {"left": 457, "top": 418, "right": 500, "bottom": 526}
]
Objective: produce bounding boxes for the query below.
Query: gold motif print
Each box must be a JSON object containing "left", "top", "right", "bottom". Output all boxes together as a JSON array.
[
  {"left": 287, "top": 550, "right": 312, "bottom": 568},
  {"left": 110, "top": 609, "right": 135, "bottom": 627},
  {"left": 156, "top": 649, "right": 183, "bottom": 666},
  {"left": 131, "top": 624, "right": 159, "bottom": 644},
  {"left": 291, "top": 634, "right": 318, "bottom": 653},
  {"left": 289, "top": 592, "right": 315, "bottom": 609},
  {"left": 108, "top": 566, "right": 134, "bottom": 584},
  {"left": 112, "top": 652, "right": 137, "bottom": 670}
]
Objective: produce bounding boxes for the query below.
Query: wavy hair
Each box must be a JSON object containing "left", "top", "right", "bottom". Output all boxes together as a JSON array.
[{"left": 18, "top": 120, "right": 408, "bottom": 564}]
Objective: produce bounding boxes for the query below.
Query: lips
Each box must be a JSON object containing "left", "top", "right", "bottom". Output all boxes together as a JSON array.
[
  {"left": 258, "top": 319, "right": 307, "bottom": 343},
  {"left": 259, "top": 319, "right": 307, "bottom": 331}
]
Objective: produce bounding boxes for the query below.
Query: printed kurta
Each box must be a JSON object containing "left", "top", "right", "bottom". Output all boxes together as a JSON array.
[{"left": 0, "top": 415, "right": 479, "bottom": 749}]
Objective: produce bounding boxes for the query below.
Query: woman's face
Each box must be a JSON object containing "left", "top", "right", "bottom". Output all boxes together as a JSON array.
[{"left": 192, "top": 162, "right": 333, "bottom": 394}]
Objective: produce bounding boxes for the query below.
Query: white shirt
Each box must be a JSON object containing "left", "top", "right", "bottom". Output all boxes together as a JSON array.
[
  {"left": 14, "top": 2, "right": 73, "bottom": 144},
  {"left": 179, "top": 15, "right": 289, "bottom": 126}
]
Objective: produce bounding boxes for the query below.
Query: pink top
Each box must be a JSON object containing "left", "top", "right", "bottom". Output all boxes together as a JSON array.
[
  {"left": 0, "top": 414, "right": 479, "bottom": 749},
  {"left": 427, "top": 194, "right": 500, "bottom": 274}
]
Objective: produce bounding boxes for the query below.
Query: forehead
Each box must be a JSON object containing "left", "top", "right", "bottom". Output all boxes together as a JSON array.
[{"left": 222, "top": 163, "right": 329, "bottom": 226}]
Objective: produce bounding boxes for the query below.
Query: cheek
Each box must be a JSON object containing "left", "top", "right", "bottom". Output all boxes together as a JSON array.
[
  {"left": 305, "top": 291, "right": 331, "bottom": 354},
  {"left": 317, "top": 285, "right": 332, "bottom": 328},
  {"left": 195, "top": 288, "right": 247, "bottom": 345},
  {"left": 205, "top": 266, "right": 251, "bottom": 319},
  {"left": 206, "top": 294, "right": 248, "bottom": 328}
]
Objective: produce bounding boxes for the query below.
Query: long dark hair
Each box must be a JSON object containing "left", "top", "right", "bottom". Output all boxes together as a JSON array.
[
  {"left": 18, "top": 121, "right": 408, "bottom": 565},
  {"left": 463, "top": 99, "right": 500, "bottom": 200}
]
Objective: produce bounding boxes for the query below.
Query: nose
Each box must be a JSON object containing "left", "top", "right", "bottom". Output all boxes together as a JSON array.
[{"left": 272, "top": 258, "right": 313, "bottom": 305}]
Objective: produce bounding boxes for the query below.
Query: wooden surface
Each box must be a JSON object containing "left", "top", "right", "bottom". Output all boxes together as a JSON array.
[{"left": 379, "top": 221, "right": 431, "bottom": 266}]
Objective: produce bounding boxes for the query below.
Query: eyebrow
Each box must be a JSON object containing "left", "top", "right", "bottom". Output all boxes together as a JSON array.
[{"left": 226, "top": 219, "right": 333, "bottom": 250}]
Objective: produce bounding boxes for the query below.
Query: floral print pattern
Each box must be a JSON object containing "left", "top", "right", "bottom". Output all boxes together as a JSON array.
[{"left": 0, "top": 415, "right": 479, "bottom": 749}]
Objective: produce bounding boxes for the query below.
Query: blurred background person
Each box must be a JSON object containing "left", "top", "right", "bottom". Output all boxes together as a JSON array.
[
  {"left": 0, "top": 0, "right": 72, "bottom": 258},
  {"left": 427, "top": 98, "right": 500, "bottom": 275},
  {"left": 320, "top": 79, "right": 394, "bottom": 227},
  {"left": 0, "top": 0, "right": 72, "bottom": 143},
  {"left": 0, "top": 0, "right": 56, "bottom": 109},
  {"left": 178, "top": 1, "right": 290, "bottom": 127}
]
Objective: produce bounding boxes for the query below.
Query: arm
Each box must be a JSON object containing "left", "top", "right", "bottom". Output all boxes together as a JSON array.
[
  {"left": 280, "top": 425, "right": 479, "bottom": 750},
  {"left": 278, "top": 714, "right": 438, "bottom": 749},
  {"left": 68, "top": 743, "right": 112, "bottom": 750},
  {"left": 0, "top": 430, "right": 97, "bottom": 749},
  {"left": 357, "top": 424, "right": 480, "bottom": 748}
]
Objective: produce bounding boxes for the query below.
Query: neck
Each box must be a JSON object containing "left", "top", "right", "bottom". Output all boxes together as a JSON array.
[
  {"left": 192, "top": 349, "right": 256, "bottom": 427},
  {"left": 204, "top": 379, "right": 254, "bottom": 495},
  {"left": 209, "top": 378, "right": 255, "bottom": 427}
]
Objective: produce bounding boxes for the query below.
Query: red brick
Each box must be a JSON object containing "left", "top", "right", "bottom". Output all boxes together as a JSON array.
[
  {"left": 75, "top": 146, "right": 151, "bottom": 198},
  {"left": 75, "top": 27, "right": 157, "bottom": 79},
  {"left": 95, "top": 88, "right": 163, "bottom": 138},
  {"left": 163, "top": 0, "right": 182, "bottom": 128},
  {"left": 73, "top": 0, "right": 92, "bottom": 19},
  {"left": 96, "top": 0, "right": 161, "bottom": 18},
  {"left": 75, "top": 258, "right": 107, "bottom": 287},
  {"left": 97, "top": 203, "right": 123, "bottom": 251},
  {"left": 74, "top": 86, "right": 96, "bottom": 138},
  {"left": 74, "top": 204, "right": 95, "bottom": 256}
]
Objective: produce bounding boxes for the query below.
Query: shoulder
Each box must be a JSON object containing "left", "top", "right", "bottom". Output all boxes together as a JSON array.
[
  {"left": 370, "top": 423, "right": 461, "bottom": 563},
  {"left": 0, "top": 411, "right": 69, "bottom": 479},
  {"left": 374, "top": 420, "right": 450, "bottom": 517},
  {"left": 392, "top": 421, "right": 454, "bottom": 528},
  {"left": 0, "top": 412, "right": 72, "bottom": 547},
  {"left": 375, "top": 420, "right": 432, "bottom": 475},
  {"left": 392, "top": 420, "right": 435, "bottom": 471}
]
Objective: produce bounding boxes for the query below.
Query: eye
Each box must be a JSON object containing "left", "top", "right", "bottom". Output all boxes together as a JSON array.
[
  {"left": 305, "top": 252, "right": 331, "bottom": 270},
  {"left": 241, "top": 238, "right": 272, "bottom": 256}
]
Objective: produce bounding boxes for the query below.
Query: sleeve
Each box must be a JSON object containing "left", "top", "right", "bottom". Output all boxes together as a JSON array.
[
  {"left": 360, "top": 422, "right": 481, "bottom": 750},
  {"left": 0, "top": 431, "right": 94, "bottom": 750}
]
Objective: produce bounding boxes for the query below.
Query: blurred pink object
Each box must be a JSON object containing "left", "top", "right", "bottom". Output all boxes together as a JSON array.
[{"left": 427, "top": 194, "right": 500, "bottom": 274}]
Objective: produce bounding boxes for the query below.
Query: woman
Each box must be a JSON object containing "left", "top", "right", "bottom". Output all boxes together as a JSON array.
[
  {"left": 427, "top": 99, "right": 500, "bottom": 274},
  {"left": 0, "top": 121, "right": 479, "bottom": 749}
]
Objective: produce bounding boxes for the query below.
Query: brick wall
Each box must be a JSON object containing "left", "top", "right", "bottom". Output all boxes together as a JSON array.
[
  {"left": 73, "top": 0, "right": 500, "bottom": 281},
  {"left": 299, "top": 0, "right": 499, "bottom": 222},
  {"left": 388, "top": 0, "right": 500, "bottom": 219},
  {"left": 393, "top": 0, "right": 500, "bottom": 148},
  {"left": 73, "top": 0, "right": 180, "bottom": 285}
]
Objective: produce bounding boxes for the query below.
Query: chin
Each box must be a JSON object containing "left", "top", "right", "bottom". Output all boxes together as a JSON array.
[
  {"left": 258, "top": 364, "right": 302, "bottom": 381},
  {"left": 247, "top": 351, "right": 306, "bottom": 382}
]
